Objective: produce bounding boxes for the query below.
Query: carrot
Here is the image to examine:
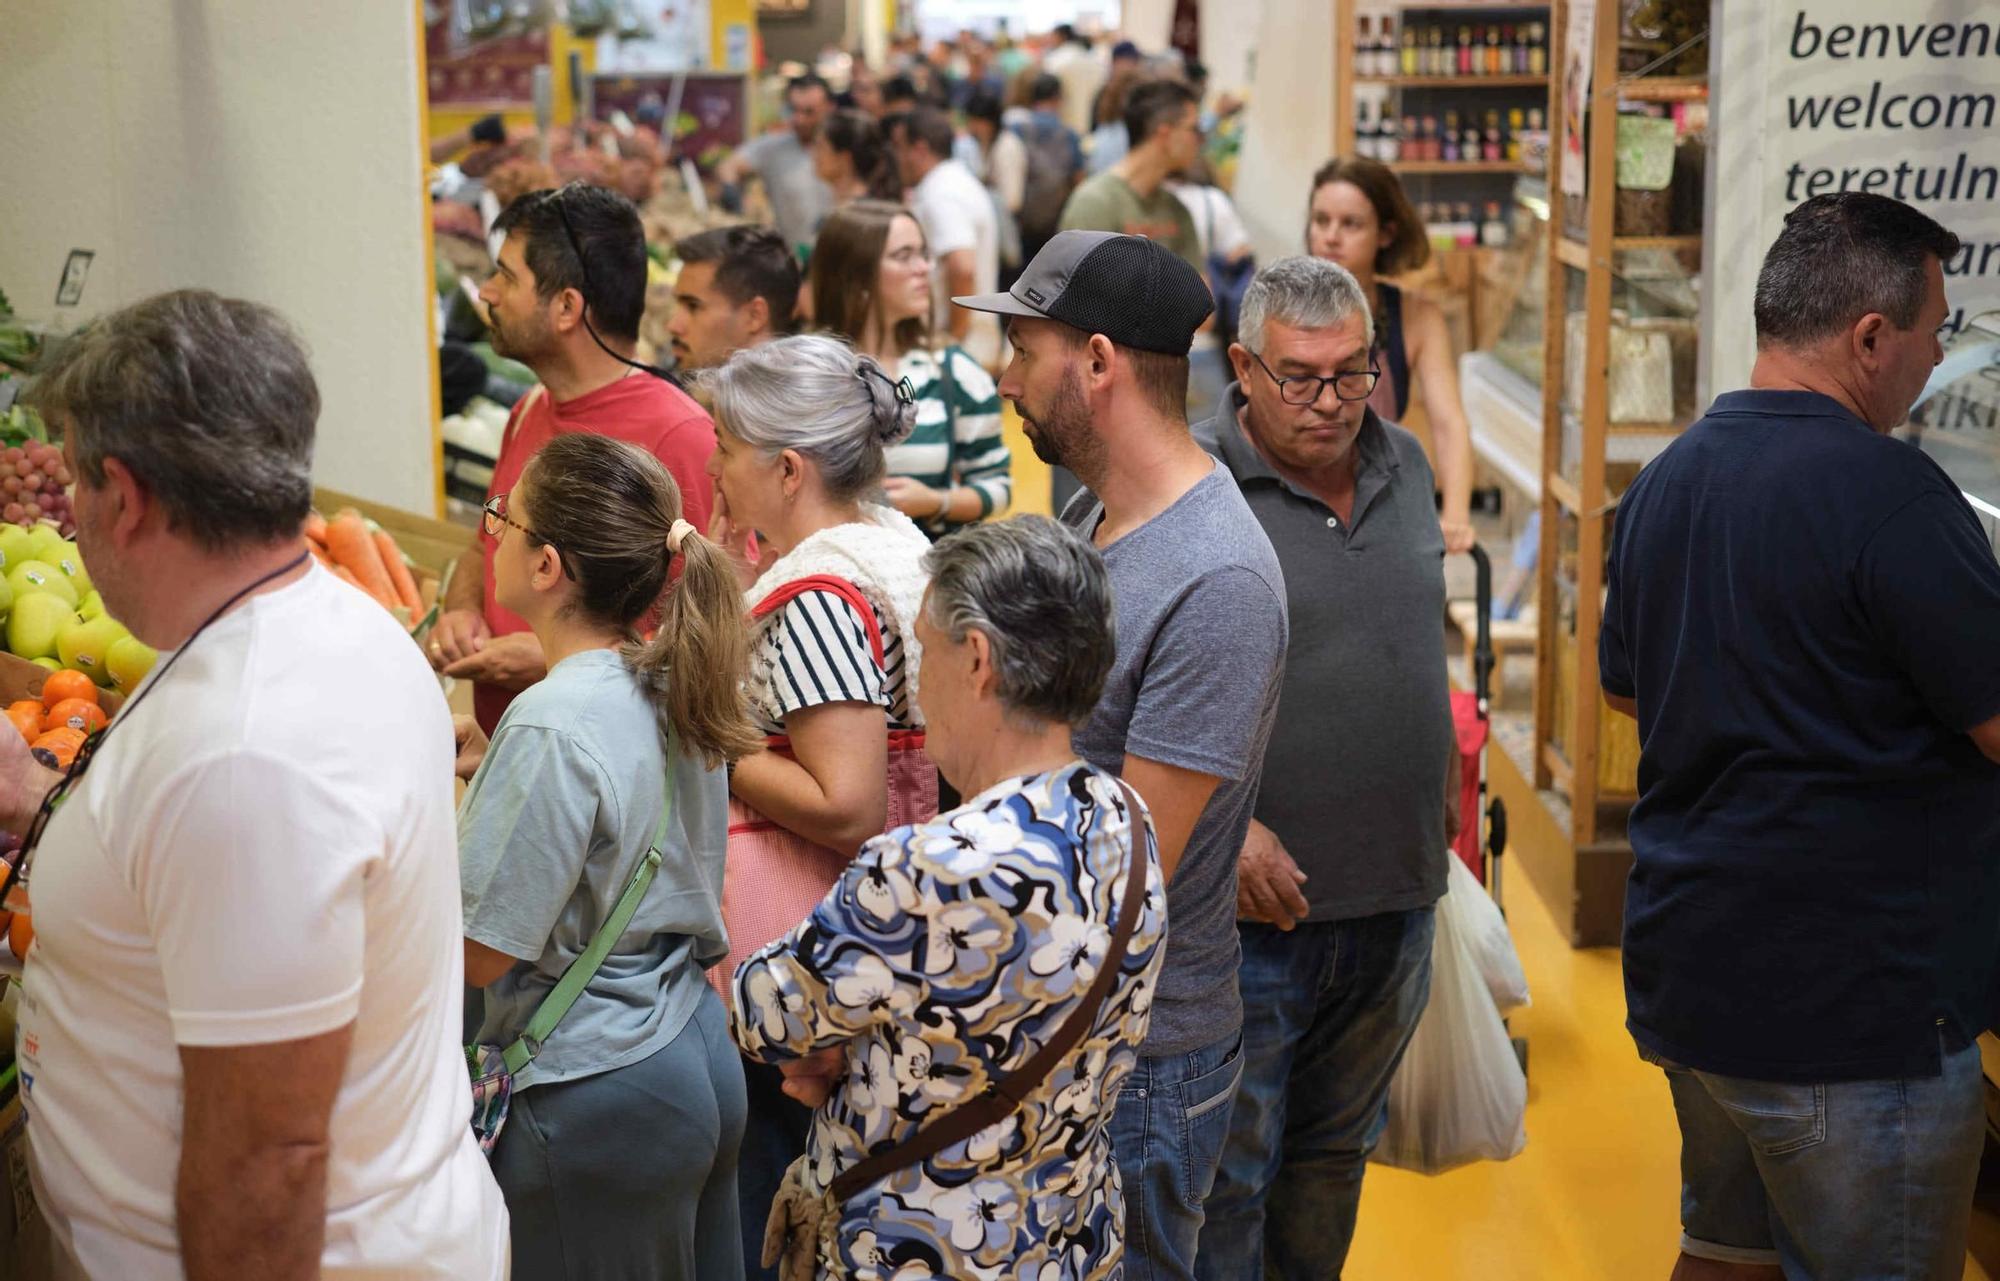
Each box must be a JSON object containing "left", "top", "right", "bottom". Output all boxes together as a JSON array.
[
  {"left": 325, "top": 510, "right": 398, "bottom": 610},
  {"left": 374, "top": 527, "right": 422, "bottom": 612},
  {"left": 331, "top": 564, "right": 365, "bottom": 593},
  {"left": 308, "top": 541, "right": 333, "bottom": 568},
  {"left": 302, "top": 510, "right": 329, "bottom": 546}
]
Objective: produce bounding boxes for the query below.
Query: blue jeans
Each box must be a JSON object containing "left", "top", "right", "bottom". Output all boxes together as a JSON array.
[
  {"left": 1195, "top": 908, "right": 1437, "bottom": 1281},
  {"left": 1109, "top": 1029, "right": 1246, "bottom": 1281},
  {"left": 1645, "top": 1034, "right": 1984, "bottom": 1279}
]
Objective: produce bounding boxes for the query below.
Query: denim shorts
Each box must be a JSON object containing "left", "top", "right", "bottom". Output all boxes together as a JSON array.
[{"left": 1642, "top": 1034, "right": 1984, "bottom": 1278}]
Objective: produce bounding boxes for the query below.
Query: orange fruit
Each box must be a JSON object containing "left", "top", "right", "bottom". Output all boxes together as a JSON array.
[
  {"left": 29, "top": 727, "right": 84, "bottom": 769},
  {"left": 42, "top": 699, "right": 106, "bottom": 736},
  {"left": 40, "top": 670, "right": 97, "bottom": 709},
  {"left": 9, "top": 910, "right": 32, "bottom": 958},
  {"left": 5, "top": 701, "right": 42, "bottom": 743}
]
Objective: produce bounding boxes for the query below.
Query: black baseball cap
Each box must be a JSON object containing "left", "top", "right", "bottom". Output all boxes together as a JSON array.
[{"left": 954, "top": 230, "right": 1214, "bottom": 356}]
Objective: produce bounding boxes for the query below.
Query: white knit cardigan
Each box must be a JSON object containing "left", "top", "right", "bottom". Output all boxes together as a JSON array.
[{"left": 743, "top": 504, "right": 933, "bottom": 728}]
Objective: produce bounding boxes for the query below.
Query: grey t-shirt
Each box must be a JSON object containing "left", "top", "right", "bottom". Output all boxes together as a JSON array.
[
  {"left": 740, "top": 131, "right": 834, "bottom": 255},
  {"left": 1199, "top": 386, "right": 1454, "bottom": 921},
  {"left": 1063, "top": 463, "right": 1289, "bottom": 1056},
  {"left": 460, "top": 649, "right": 729, "bottom": 1090}
]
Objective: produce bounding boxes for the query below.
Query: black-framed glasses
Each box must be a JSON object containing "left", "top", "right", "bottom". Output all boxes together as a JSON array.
[
  {"left": 483, "top": 493, "right": 575, "bottom": 578},
  {"left": 1250, "top": 350, "right": 1381, "bottom": 406}
]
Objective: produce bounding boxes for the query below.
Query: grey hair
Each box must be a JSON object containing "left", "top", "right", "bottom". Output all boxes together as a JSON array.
[
  {"left": 697, "top": 334, "right": 914, "bottom": 503},
  {"left": 1238, "top": 255, "right": 1375, "bottom": 353},
  {"left": 921, "top": 516, "right": 1116, "bottom": 727},
  {"left": 26, "top": 289, "right": 316, "bottom": 550},
  {"left": 1754, "top": 192, "right": 1960, "bottom": 348}
]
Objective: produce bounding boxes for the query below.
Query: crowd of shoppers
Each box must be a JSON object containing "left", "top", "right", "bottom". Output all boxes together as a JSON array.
[{"left": 6, "top": 19, "right": 1998, "bottom": 1281}]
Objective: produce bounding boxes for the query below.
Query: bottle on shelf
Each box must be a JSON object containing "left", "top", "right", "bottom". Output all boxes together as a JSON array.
[
  {"left": 1356, "top": 13, "right": 1374, "bottom": 75},
  {"left": 1506, "top": 108, "right": 1526, "bottom": 161},
  {"left": 1457, "top": 26, "right": 1474, "bottom": 76},
  {"left": 1379, "top": 112, "right": 1400, "bottom": 162},
  {"left": 1428, "top": 27, "right": 1447, "bottom": 77},
  {"left": 1401, "top": 115, "right": 1421, "bottom": 161},
  {"left": 1377, "top": 14, "right": 1397, "bottom": 77},
  {"left": 1401, "top": 22, "right": 1419, "bottom": 75},
  {"left": 1463, "top": 126, "right": 1482, "bottom": 165},
  {"left": 1455, "top": 202, "right": 1479, "bottom": 247},
  {"left": 1355, "top": 96, "right": 1378, "bottom": 161},
  {"left": 1481, "top": 201, "right": 1510, "bottom": 247},
  {"left": 1441, "top": 110, "right": 1462, "bottom": 163},
  {"left": 1483, "top": 110, "right": 1503, "bottom": 162},
  {"left": 1528, "top": 23, "right": 1548, "bottom": 76},
  {"left": 1486, "top": 26, "right": 1504, "bottom": 75}
]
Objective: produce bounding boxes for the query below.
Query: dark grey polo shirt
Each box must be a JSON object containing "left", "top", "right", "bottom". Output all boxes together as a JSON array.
[{"left": 1196, "top": 382, "right": 1453, "bottom": 921}]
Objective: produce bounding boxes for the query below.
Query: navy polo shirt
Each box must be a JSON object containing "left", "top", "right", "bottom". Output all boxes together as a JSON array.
[{"left": 1602, "top": 389, "right": 2000, "bottom": 1083}]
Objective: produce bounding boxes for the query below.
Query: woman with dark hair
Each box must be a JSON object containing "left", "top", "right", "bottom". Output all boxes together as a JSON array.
[
  {"left": 813, "top": 109, "right": 901, "bottom": 205},
  {"left": 454, "top": 432, "right": 760, "bottom": 1278},
  {"left": 1307, "top": 156, "right": 1476, "bottom": 553},
  {"left": 810, "top": 200, "right": 1011, "bottom": 539}
]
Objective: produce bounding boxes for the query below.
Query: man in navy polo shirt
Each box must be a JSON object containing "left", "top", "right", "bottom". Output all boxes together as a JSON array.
[{"left": 1602, "top": 191, "right": 2000, "bottom": 1280}]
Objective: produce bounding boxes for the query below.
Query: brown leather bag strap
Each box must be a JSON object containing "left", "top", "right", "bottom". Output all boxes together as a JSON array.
[{"left": 828, "top": 778, "right": 1154, "bottom": 1204}]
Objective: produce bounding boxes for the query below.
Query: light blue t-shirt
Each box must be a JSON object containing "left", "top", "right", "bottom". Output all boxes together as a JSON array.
[{"left": 459, "top": 649, "right": 729, "bottom": 1090}]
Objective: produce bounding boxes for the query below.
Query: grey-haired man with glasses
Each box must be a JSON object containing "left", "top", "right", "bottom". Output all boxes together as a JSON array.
[{"left": 1193, "top": 255, "right": 1457, "bottom": 1279}]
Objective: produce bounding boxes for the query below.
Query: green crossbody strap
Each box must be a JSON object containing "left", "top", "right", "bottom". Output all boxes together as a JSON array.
[{"left": 502, "top": 728, "right": 680, "bottom": 1075}]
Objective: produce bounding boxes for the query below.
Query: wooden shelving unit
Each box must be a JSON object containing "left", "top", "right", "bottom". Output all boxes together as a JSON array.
[
  {"left": 1511, "top": 0, "right": 1709, "bottom": 944},
  {"left": 1357, "top": 74, "right": 1549, "bottom": 88},
  {"left": 1389, "top": 159, "right": 1530, "bottom": 175}
]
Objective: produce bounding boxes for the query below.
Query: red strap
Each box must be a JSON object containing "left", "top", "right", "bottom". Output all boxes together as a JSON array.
[{"left": 751, "top": 574, "right": 888, "bottom": 667}]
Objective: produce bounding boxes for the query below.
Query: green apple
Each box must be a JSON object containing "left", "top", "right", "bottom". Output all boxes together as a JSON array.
[
  {"left": 8, "top": 594, "right": 78, "bottom": 661},
  {"left": 57, "top": 616, "right": 126, "bottom": 680},
  {"left": 30, "top": 658, "right": 59, "bottom": 673},
  {"left": 6, "top": 561, "right": 77, "bottom": 609},
  {"left": 106, "top": 635, "right": 158, "bottom": 692},
  {"left": 77, "top": 590, "right": 104, "bottom": 621},
  {"left": 0, "top": 575, "right": 14, "bottom": 623},
  {"left": 50, "top": 541, "right": 91, "bottom": 595},
  {"left": 25, "top": 525, "right": 65, "bottom": 564},
  {"left": 0, "top": 526, "right": 32, "bottom": 572}
]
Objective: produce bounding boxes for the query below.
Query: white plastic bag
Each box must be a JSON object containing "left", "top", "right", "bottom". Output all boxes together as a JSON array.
[
  {"left": 1446, "top": 854, "right": 1530, "bottom": 1013},
  {"left": 1370, "top": 867, "right": 1528, "bottom": 1175}
]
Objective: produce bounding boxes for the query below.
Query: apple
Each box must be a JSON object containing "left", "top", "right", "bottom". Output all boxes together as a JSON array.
[
  {"left": 6, "top": 561, "right": 77, "bottom": 609},
  {"left": 30, "top": 658, "right": 59, "bottom": 674},
  {"left": 8, "top": 594, "right": 77, "bottom": 661},
  {"left": 77, "top": 590, "right": 104, "bottom": 622},
  {"left": 57, "top": 616, "right": 126, "bottom": 681},
  {"left": 0, "top": 576, "right": 14, "bottom": 622},
  {"left": 105, "top": 636, "right": 157, "bottom": 692},
  {"left": 25, "top": 525, "right": 65, "bottom": 564},
  {"left": 0, "top": 526, "right": 32, "bottom": 571},
  {"left": 50, "top": 541, "right": 91, "bottom": 595}
]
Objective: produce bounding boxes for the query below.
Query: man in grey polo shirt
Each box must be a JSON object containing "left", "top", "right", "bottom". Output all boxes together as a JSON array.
[
  {"left": 958, "top": 231, "right": 1288, "bottom": 1281},
  {"left": 1191, "top": 256, "right": 1455, "bottom": 1279}
]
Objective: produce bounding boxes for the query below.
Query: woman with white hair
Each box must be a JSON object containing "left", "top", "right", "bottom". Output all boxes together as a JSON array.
[
  {"left": 700, "top": 333, "right": 940, "bottom": 1281},
  {"left": 734, "top": 516, "right": 1166, "bottom": 1281}
]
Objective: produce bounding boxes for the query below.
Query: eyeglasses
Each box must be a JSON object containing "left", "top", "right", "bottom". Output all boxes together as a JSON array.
[
  {"left": 1249, "top": 350, "right": 1381, "bottom": 406},
  {"left": 483, "top": 492, "right": 574, "bottom": 578},
  {"left": 885, "top": 246, "right": 932, "bottom": 266}
]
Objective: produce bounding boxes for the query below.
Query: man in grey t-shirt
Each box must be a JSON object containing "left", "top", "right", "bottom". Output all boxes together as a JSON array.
[
  {"left": 717, "top": 74, "right": 835, "bottom": 256},
  {"left": 958, "top": 231, "right": 1288, "bottom": 1280}
]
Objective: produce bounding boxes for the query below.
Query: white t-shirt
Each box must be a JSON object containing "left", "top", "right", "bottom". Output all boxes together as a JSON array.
[
  {"left": 16, "top": 565, "right": 507, "bottom": 1279},
  {"left": 912, "top": 158, "right": 1002, "bottom": 369}
]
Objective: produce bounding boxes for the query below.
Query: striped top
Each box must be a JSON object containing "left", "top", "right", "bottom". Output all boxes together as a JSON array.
[
  {"left": 749, "top": 589, "right": 915, "bottom": 735},
  {"left": 883, "top": 345, "right": 1011, "bottom": 537}
]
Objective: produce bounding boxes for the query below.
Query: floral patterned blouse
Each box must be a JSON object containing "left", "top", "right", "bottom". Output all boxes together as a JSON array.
[{"left": 731, "top": 762, "right": 1167, "bottom": 1281}]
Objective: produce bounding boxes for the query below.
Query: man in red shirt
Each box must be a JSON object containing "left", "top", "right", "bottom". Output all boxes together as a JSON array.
[{"left": 431, "top": 184, "right": 716, "bottom": 732}]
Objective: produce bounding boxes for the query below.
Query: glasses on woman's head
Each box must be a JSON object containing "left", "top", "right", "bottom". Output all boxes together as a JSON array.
[
  {"left": 483, "top": 492, "right": 575, "bottom": 578},
  {"left": 1249, "top": 351, "right": 1381, "bottom": 406}
]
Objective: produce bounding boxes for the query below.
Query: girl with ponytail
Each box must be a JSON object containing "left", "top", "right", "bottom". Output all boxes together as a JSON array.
[{"left": 454, "top": 432, "right": 756, "bottom": 1279}]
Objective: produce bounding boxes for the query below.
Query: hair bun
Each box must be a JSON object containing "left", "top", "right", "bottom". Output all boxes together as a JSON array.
[{"left": 854, "top": 355, "right": 917, "bottom": 448}]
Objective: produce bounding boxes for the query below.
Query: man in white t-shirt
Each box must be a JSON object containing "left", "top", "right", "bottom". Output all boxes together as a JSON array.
[
  {"left": 891, "top": 106, "right": 1002, "bottom": 369},
  {"left": 717, "top": 73, "right": 836, "bottom": 257},
  {"left": 4, "top": 289, "right": 507, "bottom": 1279}
]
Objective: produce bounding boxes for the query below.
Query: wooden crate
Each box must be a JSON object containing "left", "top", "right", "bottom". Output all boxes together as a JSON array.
[
  {"left": 0, "top": 651, "right": 124, "bottom": 716},
  {"left": 311, "top": 487, "right": 476, "bottom": 580}
]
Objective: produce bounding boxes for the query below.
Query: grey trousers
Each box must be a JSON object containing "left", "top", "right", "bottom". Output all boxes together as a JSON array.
[{"left": 490, "top": 989, "right": 748, "bottom": 1280}]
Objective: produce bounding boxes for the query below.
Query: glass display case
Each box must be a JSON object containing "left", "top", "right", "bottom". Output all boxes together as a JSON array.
[{"left": 1908, "top": 314, "right": 2000, "bottom": 560}]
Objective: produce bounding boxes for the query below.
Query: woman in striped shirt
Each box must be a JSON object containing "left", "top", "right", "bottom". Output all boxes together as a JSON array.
[
  {"left": 699, "top": 334, "right": 941, "bottom": 1280},
  {"left": 810, "top": 199, "right": 1012, "bottom": 539}
]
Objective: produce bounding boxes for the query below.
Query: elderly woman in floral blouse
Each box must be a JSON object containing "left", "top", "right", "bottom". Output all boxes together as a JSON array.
[{"left": 731, "top": 516, "right": 1166, "bottom": 1281}]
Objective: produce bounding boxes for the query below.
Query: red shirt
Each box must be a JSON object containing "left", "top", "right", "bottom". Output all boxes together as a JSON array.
[{"left": 474, "top": 372, "right": 716, "bottom": 732}]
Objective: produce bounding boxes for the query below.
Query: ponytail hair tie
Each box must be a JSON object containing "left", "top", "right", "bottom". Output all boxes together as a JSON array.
[{"left": 667, "top": 519, "right": 696, "bottom": 554}]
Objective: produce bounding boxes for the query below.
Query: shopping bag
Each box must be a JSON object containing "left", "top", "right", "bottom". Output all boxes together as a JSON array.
[
  {"left": 1445, "top": 853, "right": 1530, "bottom": 1013},
  {"left": 1371, "top": 871, "right": 1528, "bottom": 1175}
]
